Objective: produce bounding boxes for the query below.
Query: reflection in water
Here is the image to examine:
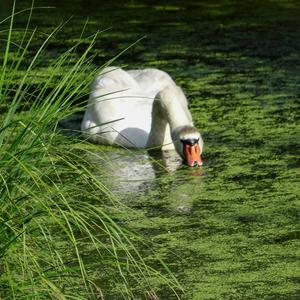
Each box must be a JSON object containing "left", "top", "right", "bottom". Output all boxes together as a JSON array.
[
  {"left": 91, "top": 149, "right": 183, "bottom": 194},
  {"left": 82, "top": 143, "right": 203, "bottom": 215}
]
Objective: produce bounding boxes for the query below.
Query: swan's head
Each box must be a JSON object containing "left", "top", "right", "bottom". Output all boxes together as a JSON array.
[{"left": 172, "top": 126, "right": 203, "bottom": 167}]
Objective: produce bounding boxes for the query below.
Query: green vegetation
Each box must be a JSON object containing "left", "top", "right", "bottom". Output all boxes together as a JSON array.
[
  {"left": 1, "top": 0, "right": 299, "bottom": 299},
  {"left": 0, "top": 4, "right": 181, "bottom": 299}
]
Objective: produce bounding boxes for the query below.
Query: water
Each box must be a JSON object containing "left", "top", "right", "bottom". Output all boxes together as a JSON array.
[{"left": 6, "top": 0, "right": 300, "bottom": 298}]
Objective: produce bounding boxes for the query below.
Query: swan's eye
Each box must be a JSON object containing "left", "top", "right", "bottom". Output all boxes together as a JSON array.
[{"left": 180, "top": 138, "right": 199, "bottom": 146}]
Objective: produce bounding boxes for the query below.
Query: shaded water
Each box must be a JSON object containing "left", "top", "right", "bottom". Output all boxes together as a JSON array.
[{"left": 4, "top": 0, "right": 300, "bottom": 298}]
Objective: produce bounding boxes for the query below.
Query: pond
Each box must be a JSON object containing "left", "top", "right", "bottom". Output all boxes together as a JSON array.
[{"left": 2, "top": 0, "right": 299, "bottom": 299}]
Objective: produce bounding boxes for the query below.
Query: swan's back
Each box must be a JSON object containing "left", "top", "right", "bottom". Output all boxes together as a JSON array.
[
  {"left": 128, "top": 68, "right": 175, "bottom": 96},
  {"left": 92, "top": 67, "right": 139, "bottom": 91},
  {"left": 81, "top": 67, "right": 155, "bottom": 147}
]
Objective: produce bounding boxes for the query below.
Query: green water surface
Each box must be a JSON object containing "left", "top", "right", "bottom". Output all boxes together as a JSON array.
[{"left": 3, "top": 0, "right": 300, "bottom": 299}]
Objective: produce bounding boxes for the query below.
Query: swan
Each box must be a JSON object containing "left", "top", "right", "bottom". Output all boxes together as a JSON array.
[{"left": 81, "top": 67, "right": 203, "bottom": 167}]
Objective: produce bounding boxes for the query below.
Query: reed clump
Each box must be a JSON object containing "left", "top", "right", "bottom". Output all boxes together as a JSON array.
[{"left": 0, "top": 3, "right": 181, "bottom": 299}]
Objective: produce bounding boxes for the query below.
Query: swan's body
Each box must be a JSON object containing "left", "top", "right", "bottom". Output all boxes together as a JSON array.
[{"left": 81, "top": 67, "right": 203, "bottom": 166}]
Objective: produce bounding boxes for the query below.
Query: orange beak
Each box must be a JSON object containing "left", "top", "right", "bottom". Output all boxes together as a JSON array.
[{"left": 183, "top": 143, "right": 202, "bottom": 167}]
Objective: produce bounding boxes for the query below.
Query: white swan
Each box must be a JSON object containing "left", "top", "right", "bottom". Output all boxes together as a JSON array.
[{"left": 81, "top": 67, "right": 203, "bottom": 166}]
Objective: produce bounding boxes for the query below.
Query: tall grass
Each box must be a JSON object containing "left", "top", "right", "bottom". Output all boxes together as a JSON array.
[{"left": 0, "top": 3, "right": 181, "bottom": 299}]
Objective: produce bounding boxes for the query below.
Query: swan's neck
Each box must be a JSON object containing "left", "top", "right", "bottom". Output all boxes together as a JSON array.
[
  {"left": 147, "top": 84, "right": 193, "bottom": 147},
  {"left": 147, "top": 99, "right": 170, "bottom": 148},
  {"left": 159, "top": 85, "right": 193, "bottom": 129}
]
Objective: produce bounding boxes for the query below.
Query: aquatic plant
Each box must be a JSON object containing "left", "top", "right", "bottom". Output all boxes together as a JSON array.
[{"left": 0, "top": 2, "right": 181, "bottom": 299}]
